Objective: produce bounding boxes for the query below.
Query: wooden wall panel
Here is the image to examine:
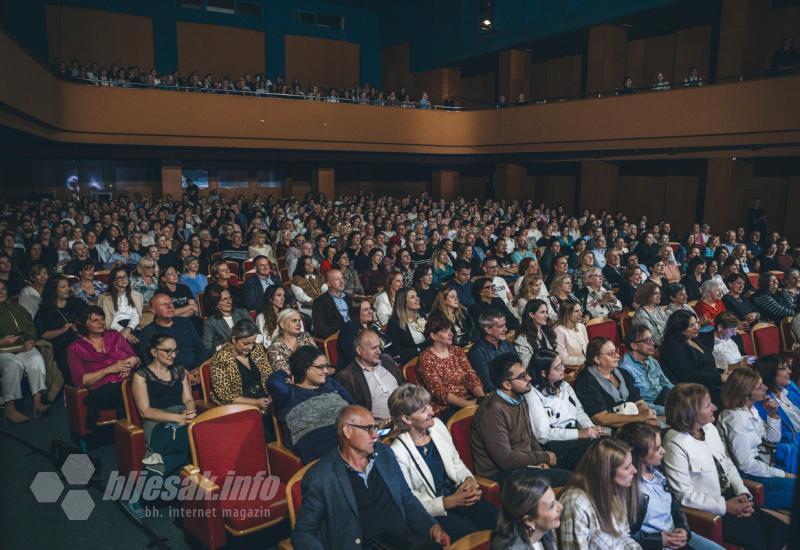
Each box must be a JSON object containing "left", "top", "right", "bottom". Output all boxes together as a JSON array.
[
  {"left": 459, "top": 176, "right": 490, "bottom": 200},
  {"left": 460, "top": 72, "right": 496, "bottom": 105},
  {"left": 45, "top": 6, "right": 154, "bottom": 70},
  {"left": 626, "top": 34, "right": 677, "bottom": 88},
  {"left": 663, "top": 175, "right": 699, "bottom": 231},
  {"left": 675, "top": 26, "right": 712, "bottom": 84},
  {"left": 285, "top": 35, "right": 359, "bottom": 90},
  {"left": 579, "top": 161, "right": 619, "bottom": 213},
  {"left": 546, "top": 54, "right": 583, "bottom": 98},
  {"left": 539, "top": 175, "right": 576, "bottom": 214},
  {"left": 177, "top": 22, "right": 264, "bottom": 78},
  {"left": 746, "top": 176, "right": 789, "bottom": 234},
  {"left": 617, "top": 176, "right": 667, "bottom": 223},
  {"left": 530, "top": 62, "right": 548, "bottom": 100},
  {"left": 587, "top": 25, "right": 628, "bottom": 94},
  {"left": 381, "top": 43, "right": 413, "bottom": 96},
  {"left": 784, "top": 171, "right": 800, "bottom": 243}
]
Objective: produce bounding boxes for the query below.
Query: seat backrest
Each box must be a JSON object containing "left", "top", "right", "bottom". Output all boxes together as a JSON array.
[
  {"left": 188, "top": 405, "right": 268, "bottom": 478},
  {"left": 273, "top": 413, "right": 289, "bottom": 448},
  {"left": 446, "top": 405, "right": 479, "bottom": 472},
  {"left": 585, "top": 317, "right": 619, "bottom": 345},
  {"left": 403, "top": 357, "right": 418, "bottom": 384},
  {"left": 225, "top": 260, "right": 240, "bottom": 277},
  {"left": 324, "top": 332, "right": 339, "bottom": 366},
  {"left": 451, "top": 530, "right": 492, "bottom": 550},
  {"left": 620, "top": 311, "right": 634, "bottom": 341},
  {"left": 197, "top": 292, "right": 205, "bottom": 317},
  {"left": 286, "top": 460, "right": 317, "bottom": 528},
  {"left": 769, "top": 270, "right": 785, "bottom": 282},
  {"left": 199, "top": 360, "right": 212, "bottom": 402},
  {"left": 752, "top": 323, "right": 780, "bottom": 356},
  {"left": 121, "top": 379, "right": 142, "bottom": 427},
  {"left": 243, "top": 259, "right": 254, "bottom": 272},
  {"left": 738, "top": 329, "right": 756, "bottom": 356},
  {"left": 747, "top": 272, "right": 760, "bottom": 289},
  {"left": 780, "top": 317, "right": 795, "bottom": 353}
]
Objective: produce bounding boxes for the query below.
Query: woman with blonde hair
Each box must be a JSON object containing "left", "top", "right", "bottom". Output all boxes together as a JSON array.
[
  {"left": 431, "top": 246, "right": 454, "bottom": 289},
  {"left": 248, "top": 230, "right": 276, "bottom": 263},
  {"left": 559, "top": 437, "right": 640, "bottom": 550},
  {"left": 430, "top": 284, "right": 475, "bottom": 347},
  {"left": 581, "top": 267, "right": 622, "bottom": 320},
  {"left": 553, "top": 299, "right": 589, "bottom": 369},
  {"left": 374, "top": 270, "right": 404, "bottom": 326},
  {"left": 549, "top": 273, "right": 578, "bottom": 316},
  {"left": 717, "top": 368, "right": 795, "bottom": 510},
  {"left": 266, "top": 308, "right": 316, "bottom": 373},
  {"left": 572, "top": 249, "right": 596, "bottom": 292},
  {"left": 388, "top": 383, "right": 497, "bottom": 541},
  {"left": 516, "top": 273, "right": 556, "bottom": 321}
]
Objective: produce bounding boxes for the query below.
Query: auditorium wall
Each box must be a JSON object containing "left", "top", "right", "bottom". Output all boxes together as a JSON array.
[
  {"left": 176, "top": 22, "right": 265, "bottom": 78},
  {"left": 45, "top": 5, "right": 154, "bottom": 70},
  {"left": 285, "top": 35, "right": 360, "bottom": 91}
]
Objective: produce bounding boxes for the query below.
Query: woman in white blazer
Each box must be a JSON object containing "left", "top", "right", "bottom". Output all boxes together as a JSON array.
[
  {"left": 374, "top": 271, "right": 403, "bottom": 326},
  {"left": 662, "top": 383, "right": 787, "bottom": 550},
  {"left": 388, "top": 384, "right": 497, "bottom": 541},
  {"left": 717, "top": 368, "right": 795, "bottom": 510}
]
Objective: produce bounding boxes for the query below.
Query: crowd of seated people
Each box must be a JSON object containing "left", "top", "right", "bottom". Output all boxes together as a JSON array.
[
  {"left": 51, "top": 57, "right": 437, "bottom": 109},
  {"left": 2, "top": 187, "right": 800, "bottom": 547}
]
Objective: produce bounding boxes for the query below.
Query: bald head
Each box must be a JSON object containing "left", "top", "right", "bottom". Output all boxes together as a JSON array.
[
  {"left": 326, "top": 268, "right": 344, "bottom": 293},
  {"left": 337, "top": 405, "right": 373, "bottom": 438}
]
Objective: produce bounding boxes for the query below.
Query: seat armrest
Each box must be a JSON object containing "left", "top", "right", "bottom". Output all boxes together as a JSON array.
[
  {"left": 475, "top": 475, "right": 501, "bottom": 509},
  {"left": 179, "top": 465, "right": 227, "bottom": 549},
  {"left": 267, "top": 442, "right": 303, "bottom": 483},
  {"left": 682, "top": 507, "right": 723, "bottom": 543},
  {"left": 742, "top": 479, "right": 765, "bottom": 505}
]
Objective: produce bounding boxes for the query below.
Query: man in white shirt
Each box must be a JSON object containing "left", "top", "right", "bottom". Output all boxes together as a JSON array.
[{"left": 335, "top": 330, "right": 402, "bottom": 422}]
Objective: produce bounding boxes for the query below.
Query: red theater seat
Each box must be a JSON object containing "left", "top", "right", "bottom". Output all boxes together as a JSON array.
[
  {"left": 114, "top": 379, "right": 145, "bottom": 479},
  {"left": 65, "top": 384, "right": 118, "bottom": 450},
  {"left": 445, "top": 405, "right": 500, "bottom": 509},
  {"left": 180, "top": 405, "right": 287, "bottom": 549},
  {"left": 751, "top": 322, "right": 780, "bottom": 356}
]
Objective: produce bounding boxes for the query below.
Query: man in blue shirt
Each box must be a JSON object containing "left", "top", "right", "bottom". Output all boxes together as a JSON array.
[
  {"left": 242, "top": 255, "right": 280, "bottom": 311},
  {"left": 618, "top": 326, "right": 673, "bottom": 415},
  {"left": 450, "top": 260, "right": 474, "bottom": 307},
  {"left": 467, "top": 309, "right": 516, "bottom": 392}
]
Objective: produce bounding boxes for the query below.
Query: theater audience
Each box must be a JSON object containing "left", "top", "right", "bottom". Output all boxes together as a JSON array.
[
  {"left": 413, "top": 265, "right": 436, "bottom": 315},
  {"left": 416, "top": 316, "right": 484, "bottom": 420},
  {"left": 490, "top": 471, "right": 563, "bottom": 550},
  {"left": 242, "top": 255, "right": 280, "bottom": 312},
  {"left": 580, "top": 268, "right": 622, "bottom": 319},
  {"left": 681, "top": 256, "right": 708, "bottom": 302},
  {"left": 617, "top": 422, "right": 723, "bottom": 550},
  {"left": 694, "top": 279, "right": 727, "bottom": 325},
  {"left": 130, "top": 257, "right": 159, "bottom": 305},
  {"left": 574, "top": 337, "right": 659, "bottom": 430},
  {"left": 755, "top": 355, "right": 800, "bottom": 474},
  {"left": 515, "top": 299, "right": 557, "bottom": 369},
  {"left": 663, "top": 383, "right": 787, "bottom": 550},
  {"left": 468, "top": 309, "right": 516, "bottom": 392},
  {"left": 18, "top": 264, "right": 48, "bottom": 319},
  {"left": 470, "top": 353, "right": 572, "bottom": 486},
  {"left": 429, "top": 284, "right": 475, "bottom": 348},
  {"left": 717, "top": 368, "right": 795, "bottom": 509},
  {"left": 266, "top": 309, "right": 316, "bottom": 373},
  {"left": 373, "top": 270, "right": 403, "bottom": 326},
  {"left": 526, "top": 349, "right": 600, "bottom": 469},
  {"left": 97, "top": 266, "right": 143, "bottom": 342},
  {"left": 335, "top": 329, "right": 401, "bottom": 421},
  {"left": 387, "top": 384, "right": 497, "bottom": 541},
  {"left": 158, "top": 265, "right": 199, "bottom": 319},
  {"left": 631, "top": 282, "right": 668, "bottom": 346},
  {"left": 558, "top": 438, "right": 640, "bottom": 550},
  {"left": 35, "top": 275, "right": 86, "bottom": 383},
  {"left": 71, "top": 261, "right": 106, "bottom": 305},
  {"left": 722, "top": 273, "right": 760, "bottom": 326},
  {"left": 67, "top": 306, "right": 140, "bottom": 429},
  {"left": 659, "top": 310, "right": 725, "bottom": 398},
  {"left": 752, "top": 272, "right": 794, "bottom": 322},
  {"left": 131, "top": 333, "right": 194, "bottom": 475},
  {"left": 618, "top": 326, "right": 674, "bottom": 416},
  {"left": 178, "top": 255, "right": 207, "bottom": 300},
  {"left": 312, "top": 269, "right": 351, "bottom": 338},
  {"left": 334, "top": 250, "right": 365, "bottom": 297},
  {"left": 291, "top": 404, "right": 450, "bottom": 549},
  {"left": 469, "top": 276, "right": 520, "bottom": 335},
  {"left": 201, "top": 284, "right": 250, "bottom": 353},
  {"left": 135, "top": 292, "right": 207, "bottom": 383},
  {"left": 0, "top": 279, "right": 49, "bottom": 423},
  {"left": 386, "top": 287, "right": 428, "bottom": 364},
  {"left": 554, "top": 299, "right": 589, "bottom": 370},
  {"left": 255, "top": 285, "right": 290, "bottom": 348}
]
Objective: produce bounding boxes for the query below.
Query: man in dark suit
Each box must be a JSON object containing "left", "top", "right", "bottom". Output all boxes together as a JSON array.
[
  {"left": 292, "top": 405, "right": 450, "bottom": 549},
  {"left": 335, "top": 330, "right": 402, "bottom": 422},
  {"left": 242, "top": 255, "right": 281, "bottom": 311},
  {"left": 602, "top": 249, "right": 625, "bottom": 289},
  {"left": 312, "top": 269, "right": 351, "bottom": 338}
]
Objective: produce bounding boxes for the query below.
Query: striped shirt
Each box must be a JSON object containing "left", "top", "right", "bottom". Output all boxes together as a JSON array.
[{"left": 639, "top": 468, "right": 675, "bottom": 533}]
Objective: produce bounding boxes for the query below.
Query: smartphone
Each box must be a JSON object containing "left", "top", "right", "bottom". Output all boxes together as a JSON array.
[{"left": 377, "top": 428, "right": 392, "bottom": 437}]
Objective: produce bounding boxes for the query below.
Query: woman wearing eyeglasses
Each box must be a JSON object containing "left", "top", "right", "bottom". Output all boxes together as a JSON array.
[
  {"left": 67, "top": 305, "right": 140, "bottom": 430},
  {"left": 266, "top": 308, "right": 317, "bottom": 373},
  {"left": 131, "top": 333, "right": 194, "bottom": 476},
  {"left": 573, "top": 337, "right": 659, "bottom": 431},
  {"left": 210, "top": 319, "right": 274, "bottom": 440},
  {"left": 201, "top": 284, "right": 251, "bottom": 354}
]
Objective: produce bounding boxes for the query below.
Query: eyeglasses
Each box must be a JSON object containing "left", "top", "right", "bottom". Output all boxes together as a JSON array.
[
  {"left": 504, "top": 371, "right": 530, "bottom": 382},
  {"left": 219, "top": 297, "right": 233, "bottom": 302},
  {"left": 155, "top": 348, "right": 177, "bottom": 355},
  {"left": 347, "top": 423, "right": 380, "bottom": 435},
  {"left": 634, "top": 337, "right": 655, "bottom": 345},
  {"left": 114, "top": 275, "right": 128, "bottom": 281},
  {"left": 600, "top": 349, "right": 620, "bottom": 357},
  {"left": 309, "top": 363, "right": 331, "bottom": 372}
]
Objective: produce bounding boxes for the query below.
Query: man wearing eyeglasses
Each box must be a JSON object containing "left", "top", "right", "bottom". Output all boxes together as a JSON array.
[
  {"left": 267, "top": 345, "right": 355, "bottom": 463},
  {"left": 471, "top": 353, "right": 572, "bottom": 487},
  {"left": 293, "top": 404, "right": 451, "bottom": 550},
  {"left": 618, "top": 326, "right": 674, "bottom": 416}
]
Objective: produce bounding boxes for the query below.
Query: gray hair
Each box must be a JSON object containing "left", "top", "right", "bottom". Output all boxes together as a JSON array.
[
  {"left": 388, "top": 384, "right": 431, "bottom": 433},
  {"left": 700, "top": 278, "right": 723, "bottom": 298},
  {"left": 478, "top": 308, "right": 505, "bottom": 331},
  {"left": 583, "top": 267, "right": 602, "bottom": 285},
  {"left": 230, "top": 319, "right": 258, "bottom": 341}
]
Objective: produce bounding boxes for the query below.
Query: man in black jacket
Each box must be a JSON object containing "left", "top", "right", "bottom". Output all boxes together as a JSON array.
[
  {"left": 312, "top": 269, "right": 352, "bottom": 338},
  {"left": 335, "top": 330, "right": 402, "bottom": 422},
  {"left": 242, "top": 255, "right": 280, "bottom": 311}
]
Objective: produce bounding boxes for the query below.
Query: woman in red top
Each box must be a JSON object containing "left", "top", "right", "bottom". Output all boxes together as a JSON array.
[
  {"left": 693, "top": 279, "right": 727, "bottom": 325},
  {"left": 67, "top": 305, "right": 140, "bottom": 429},
  {"left": 417, "top": 316, "right": 484, "bottom": 422},
  {"left": 319, "top": 245, "right": 337, "bottom": 278}
]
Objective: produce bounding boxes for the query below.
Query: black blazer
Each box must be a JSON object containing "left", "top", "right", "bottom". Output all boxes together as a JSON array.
[
  {"left": 659, "top": 338, "right": 721, "bottom": 389},
  {"left": 386, "top": 317, "right": 426, "bottom": 364},
  {"left": 573, "top": 366, "right": 642, "bottom": 418},
  {"left": 311, "top": 292, "right": 351, "bottom": 338},
  {"left": 334, "top": 355, "right": 402, "bottom": 412},
  {"left": 242, "top": 274, "right": 281, "bottom": 312},
  {"left": 602, "top": 264, "right": 625, "bottom": 289}
]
